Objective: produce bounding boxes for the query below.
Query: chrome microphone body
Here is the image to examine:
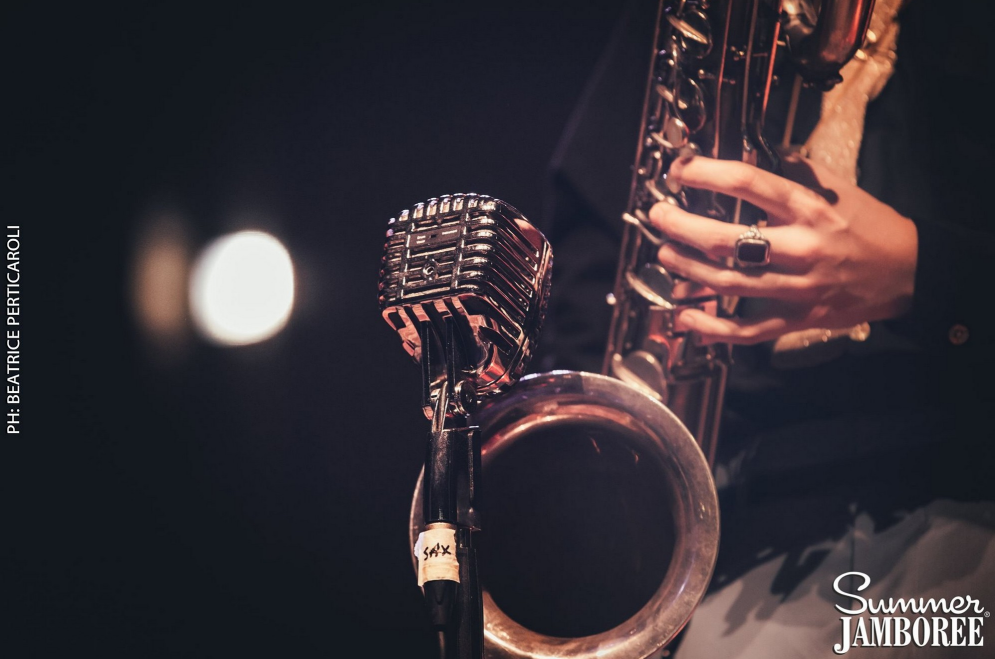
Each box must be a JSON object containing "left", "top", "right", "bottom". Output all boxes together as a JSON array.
[{"left": 379, "top": 193, "right": 553, "bottom": 659}]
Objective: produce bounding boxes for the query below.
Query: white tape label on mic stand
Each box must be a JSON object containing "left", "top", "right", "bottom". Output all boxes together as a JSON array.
[{"left": 414, "top": 527, "right": 460, "bottom": 586}]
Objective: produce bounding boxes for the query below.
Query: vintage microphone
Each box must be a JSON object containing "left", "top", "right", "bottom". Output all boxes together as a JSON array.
[{"left": 378, "top": 193, "right": 552, "bottom": 659}]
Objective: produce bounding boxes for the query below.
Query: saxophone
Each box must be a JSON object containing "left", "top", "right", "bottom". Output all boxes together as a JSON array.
[
  {"left": 606, "top": 0, "right": 875, "bottom": 464},
  {"left": 402, "top": 1, "right": 874, "bottom": 657}
]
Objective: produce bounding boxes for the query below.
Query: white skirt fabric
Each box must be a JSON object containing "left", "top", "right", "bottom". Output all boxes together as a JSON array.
[{"left": 674, "top": 499, "right": 995, "bottom": 659}]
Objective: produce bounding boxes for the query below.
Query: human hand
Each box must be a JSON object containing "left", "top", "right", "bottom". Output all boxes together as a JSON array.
[{"left": 649, "top": 155, "right": 918, "bottom": 345}]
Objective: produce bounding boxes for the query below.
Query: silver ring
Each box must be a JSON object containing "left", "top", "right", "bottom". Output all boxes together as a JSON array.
[{"left": 734, "top": 224, "right": 771, "bottom": 268}]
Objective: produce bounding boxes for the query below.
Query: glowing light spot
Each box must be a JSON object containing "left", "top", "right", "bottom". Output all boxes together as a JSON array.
[
  {"left": 189, "top": 231, "right": 295, "bottom": 345},
  {"left": 131, "top": 216, "right": 190, "bottom": 350}
]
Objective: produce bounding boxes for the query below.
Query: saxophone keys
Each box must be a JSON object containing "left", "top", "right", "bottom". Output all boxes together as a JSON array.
[
  {"left": 664, "top": 166, "right": 684, "bottom": 194},
  {"left": 662, "top": 116, "right": 689, "bottom": 150},
  {"left": 666, "top": 10, "right": 713, "bottom": 59},
  {"left": 627, "top": 263, "right": 677, "bottom": 308},
  {"left": 611, "top": 351, "right": 669, "bottom": 402},
  {"left": 644, "top": 179, "right": 682, "bottom": 204},
  {"left": 623, "top": 211, "right": 666, "bottom": 246},
  {"left": 655, "top": 79, "right": 707, "bottom": 132}
]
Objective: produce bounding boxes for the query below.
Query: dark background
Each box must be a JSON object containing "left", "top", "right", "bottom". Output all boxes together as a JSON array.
[{"left": 6, "top": 2, "right": 623, "bottom": 656}]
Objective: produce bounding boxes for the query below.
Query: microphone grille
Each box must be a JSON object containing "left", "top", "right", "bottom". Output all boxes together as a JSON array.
[{"left": 379, "top": 193, "right": 553, "bottom": 397}]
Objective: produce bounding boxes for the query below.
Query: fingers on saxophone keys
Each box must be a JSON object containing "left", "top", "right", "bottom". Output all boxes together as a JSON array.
[
  {"left": 657, "top": 242, "right": 808, "bottom": 299},
  {"left": 649, "top": 202, "right": 741, "bottom": 259},
  {"left": 668, "top": 157, "right": 823, "bottom": 224},
  {"left": 650, "top": 203, "right": 813, "bottom": 270},
  {"left": 676, "top": 308, "right": 793, "bottom": 345}
]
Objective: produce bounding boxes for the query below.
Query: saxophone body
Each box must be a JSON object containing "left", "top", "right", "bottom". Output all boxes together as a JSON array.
[
  {"left": 605, "top": 0, "right": 873, "bottom": 466},
  {"left": 403, "top": 2, "right": 874, "bottom": 657}
]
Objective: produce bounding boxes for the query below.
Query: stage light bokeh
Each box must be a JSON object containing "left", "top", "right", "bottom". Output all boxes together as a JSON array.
[
  {"left": 131, "top": 216, "right": 191, "bottom": 351},
  {"left": 189, "top": 230, "right": 295, "bottom": 345}
]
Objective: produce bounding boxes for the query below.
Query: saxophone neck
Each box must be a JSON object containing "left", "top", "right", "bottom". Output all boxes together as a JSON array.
[{"left": 784, "top": 0, "right": 878, "bottom": 88}]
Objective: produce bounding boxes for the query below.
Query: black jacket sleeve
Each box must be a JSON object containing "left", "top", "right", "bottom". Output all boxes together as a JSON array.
[{"left": 888, "top": 218, "right": 995, "bottom": 364}]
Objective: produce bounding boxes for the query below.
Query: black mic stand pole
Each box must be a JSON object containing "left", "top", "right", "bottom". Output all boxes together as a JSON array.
[{"left": 418, "top": 319, "right": 483, "bottom": 659}]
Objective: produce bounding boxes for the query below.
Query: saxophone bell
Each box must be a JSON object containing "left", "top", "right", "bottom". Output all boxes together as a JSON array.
[{"left": 410, "top": 372, "right": 719, "bottom": 658}]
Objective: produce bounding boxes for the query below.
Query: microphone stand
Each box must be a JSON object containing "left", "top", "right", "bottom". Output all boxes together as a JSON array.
[{"left": 418, "top": 319, "right": 483, "bottom": 659}]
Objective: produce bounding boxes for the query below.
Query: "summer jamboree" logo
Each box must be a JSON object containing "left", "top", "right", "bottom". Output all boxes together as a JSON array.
[{"left": 833, "top": 572, "right": 987, "bottom": 654}]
